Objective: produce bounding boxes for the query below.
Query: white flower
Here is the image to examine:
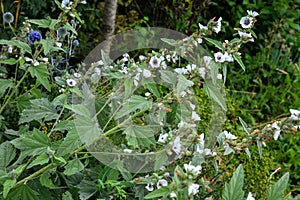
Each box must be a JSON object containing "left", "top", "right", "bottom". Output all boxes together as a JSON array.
[
  {"left": 188, "top": 183, "right": 200, "bottom": 195},
  {"left": 33, "top": 60, "right": 40, "bottom": 66},
  {"left": 96, "top": 60, "right": 104, "bottom": 66},
  {"left": 166, "top": 54, "right": 171, "bottom": 62},
  {"left": 240, "top": 16, "right": 253, "bottom": 28},
  {"left": 56, "top": 42, "right": 62, "bottom": 48},
  {"left": 123, "top": 149, "right": 132, "bottom": 153},
  {"left": 246, "top": 192, "right": 255, "bottom": 200},
  {"left": 171, "top": 52, "right": 178, "bottom": 63},
  {"left": 172, "top": 136, "right": 181, "bottom": 155},
  {"left": 81, "top": 0, "right": 87, "bottom": 4},
  {"left": 212, "top": 17, "right": 222, "bottom": 33},
  {"left": 170, "top": 192, "right": 177, "bottom": 198},
  {"left": 189, "top": 103, "right": 196, "bottom": 110},
  {"left": 74, "top": 72, "right": 81, "bottom": 78},
  {"left": 217, "top": 74, "right": 222, "bottom": 80},
  {"left": 238, "top": 31, "right": 254, "bottom": 42},
  {"left": 197, "top": 38, "right": 203, "bottom": 44},
  {"left": 66, "top": 79, "right": 76, "bottom": 87},
  {"left": 224, "top": 52, "right": 234, "bottom": 62},
  {"left": 156, "top": 179, "right": 168, "bottom": 189},
  {"left": 61, "top": 0, "right": 73, "bottom": 9},
  {"left": 290, "top": 109, "right": 300, "bottom": 120},
  {"left": 139, "top": 55, "right": 146, "bottom": 61},
  {"left": 143, "top": 69, "right": 152, "bottom": 78},
  {"left": 184, "top": 162, "right": 202, "bottom": 175},
  {"left": 42, "top": 57, "right": 49, "bottom": 62},
  {"left": 214, "top": 52, "right": 225, "bottom": 63},
  {"left": 198, "top": 23, "right": 208, "bottom": 31},
  {"left": 192, "top": 111, "right": 201, "bottom": 121},
  {"left": 145, "top": 183, "right": 154, "bottom": 191},
  {"left": 145, "top": 92, "right": 151, "bottom": 97},
  {"left": 247, "top": 10, "right": 259, "bottom": 17},
  {"left": 174, "top": 68, "right": 188, "bottom": 74},
  {"left": 158, "top": 133, "right": 168, "bottom": 143},
  {"left": 149, "top": 56, "right": 161, "bottom": 68},
  {"left": 272, "top": 122, "right": 281, "bottom": 140},
  {"left": 8, "top": 45, "right": 13, "bottom": 53},
  {"left": 223, "top": 131, "right": 237, "bottom": 140}
]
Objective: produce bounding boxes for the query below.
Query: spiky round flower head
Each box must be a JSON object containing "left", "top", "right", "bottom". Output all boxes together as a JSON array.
[
  {"left": 73, "top": 40, "right": 79, "bottom": 46},
  {"left": 57, "top": 27, "right": 68, "bottom": 39},
  {"left": 3, "top": 12, "right": 14, "bottom": 24},
  {"left": 28, "top": 31, "right": 42, "bottom": 44}
]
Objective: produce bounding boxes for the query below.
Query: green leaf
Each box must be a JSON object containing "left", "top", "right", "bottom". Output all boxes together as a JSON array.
[
  {"left": 222, "top": 164, "right": 244, "bottom": 200},
  {"left": 11, "top": 129, "right": 51, "bottom": 156},
  {"left": 228, "top": 38, "right": 241, "bottom": 45},
  {"left": 144, "top": 187, "right": 170, "bottom": 199},
  {"left": 176, "top": 74, "right": 194, "bottom": 95},
  {"left": 123, "top": 125, "right": 155, "bottom": 149},
  {"left": 64, "top": 159, "right": 84, "bottom": 176},
  {"left": 0, "top": 40, "right": 32, "bottom": 54},
  {"left": 256, "top": 140, "right": 262, "bottom": 159},
  {"left": 204, "top": 37, "right": 224, "bottom": 50},
  {"left": 154, "top": 151, "right": 168, "bottom": 170},
  {"left": 205, "top": 82, "right": 227, "bottom": 111},
  {"left": 40, "top": 172, "right": 56, "bottom": 189},
  {"left": 0, "top": 79, "right": 12, "bottom": 98},
  {"left": 238, "top": 117, "right": 251, "bottom": 135},
  {"left": 19, "top": 98, "right": 59, "bottom": 124},
  {"left": 0, "top": 142, "right": 17, "bottom": 168},
  {"left": 101, "top": 49, "right": 113, "bottom": 66},
  {"left": 65, "top": 23, "right": 77, "bottom": 35},
  {"left": 267, "top": 172, "right": 290, "bottom": 200},
  {"left": 40, "top": 39, "right": 55, "bottom": 55},
  {"left": 115, "top": 95, "right": 152, "bottom": 119},
  {"left": 56, "top": 122, "right": 82, "bottom": 156},
  {"left": 62, "top": 191, "right": 74, "bottom": 200},
  {"left": 159, "top": 70, "right": 177, "bottom": 85},
  {"left": 7, "top": 184, "right": 40, "bottom": 200},
  {"left": 0, "top": 58, "right": 17, "bottom": 65},
  {"left": 28, "top": 64, "right": 51, "bottom": 91},
  {"left": 233, "top": 53, "right": 245, "bottom": 71},
  {"left": 77, "top": 180, "right": 97, "bottom": 200},
  {"left": 124, "top": 78, "right": 133, "bottom": 99},
  {"left": 27, "top": 154, "right": 49, "bottom": 169},
  {"left": 161, "top": 38, "right": 177, "bottom": 46},
  {"left": 27, "top": 19, "right": 59, "bottom": 28},
  {"left": 3, "top": 179, "right": 16, "bottom": 198}
]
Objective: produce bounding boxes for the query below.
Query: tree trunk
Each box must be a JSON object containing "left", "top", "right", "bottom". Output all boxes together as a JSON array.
[{"left": 101, "top": 0, "right": 118, "bottom": 55}]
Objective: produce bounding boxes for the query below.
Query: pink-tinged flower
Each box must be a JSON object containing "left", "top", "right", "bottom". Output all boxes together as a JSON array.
[
  {"left": 214, "top": 52, "right": 225, "bottom": 63},
  {"left": 149, "top": 56, "right": 161, "bottom": 68},
  {"left": 66, "top": 79, "right": 76, "bottom": 87},
  {"left": 240, "top": 16, "right": 253, "bottom": 28},
  {"left": 156, "top": 179, "right": 168, "bottom": 189}
]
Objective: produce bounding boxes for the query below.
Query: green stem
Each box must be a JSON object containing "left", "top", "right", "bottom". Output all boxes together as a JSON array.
[
  {"left": 0, "top": 68, "right": 29, "bottom": 115},
  {"left": 15, "top": 163, "right": 54, "bottom": 186}
]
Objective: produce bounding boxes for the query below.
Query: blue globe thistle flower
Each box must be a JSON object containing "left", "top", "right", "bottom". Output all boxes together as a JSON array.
[
  {"left": 57, "top": 27, "right": 68, "bottom": 39},
  {"left": 73, "top": 40, "right": 79, "bottom": 46},
  {"left": 28, "top": 31, "right": 42, "bottom": 44},
  {"left": 3, "top": 12, "right": 14, "bottom": 24}
]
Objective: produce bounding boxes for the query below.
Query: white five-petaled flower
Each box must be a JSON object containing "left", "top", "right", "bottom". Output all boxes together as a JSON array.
[
  {"left": 123, "top": 149, "right": 132, "bottom": 153},
  {"left": 61, "top": 0, "right": 73, "bottom": 9},
  {"left": 246, "top": 192, "right": 255, "bottom": 200},
  {"left": 197, "top": 38, "right": 203, "bottom": 44},
  {"left": 172, "top": 136, "right": 181, "bottom": 155},
  {"left": 290, "top": 109, "right": 300, "bottom": 120},
  {"left": 139, "top": 55, "right": 146, "bottom": 61},
  {"left": 224, "top": 52, "right": 234, "bottom": 62},
  {"left": 66, "top": 79, "right": 76, "bottom": 87},
  {"left": 272, "top": 121, "right": 281, "bottom": 140},
  {"left": 149, "top": 56, "right": 161, "bottom": 68},
  {"left": 214, "top": 52, "right": 225, "bottom": 63},
  {"left": 143, "top": 69, "right": 152, "bottom": 78},
  {"left": 212, "top": 17, "right": 222, "bottom": 33},
  {"left": 174, "top": 68, "right": 188, "bottom": 74},
  {"left": 156, "top": 179, "right": 168, "bottom": 189},
  {"left": 145, "top": 183, "right": 154, "bottom": 191},
  {"left": 238, "top": 31, "right": 254, "bottom": 42},
  {"left": 223, "top": 130, "right": 237, "bottom": 140},
  {"left": 247, "top": 10, "right": 259, "bottom": 17},
  {"left": 240, "top": 16, "right": 253, "bottom": 28},
  {"left": 158, "top": 133, "right": 168, "bottom": 143},
  {"left": 184, "top": 162, "right": 202, "bottom": 175},
  {"left": 188, "top": 183, "right": 200, "bottom": 195}
]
